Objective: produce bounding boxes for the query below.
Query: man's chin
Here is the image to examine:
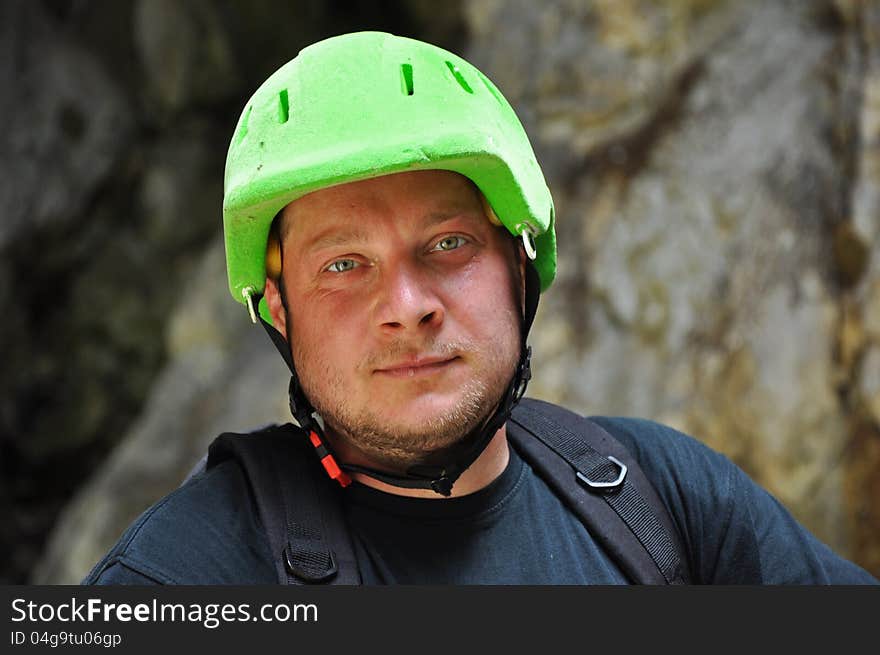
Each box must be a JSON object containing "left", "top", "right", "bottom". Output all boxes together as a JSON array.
[
  {"left": 312, "top": 375, "right": 508, "bottom": 468},
  {"left": 341, "top": 393, "right": 491, "bottom": 458},
  {"left": 378, "top": 392, "right": 484, "bottom": 429}
]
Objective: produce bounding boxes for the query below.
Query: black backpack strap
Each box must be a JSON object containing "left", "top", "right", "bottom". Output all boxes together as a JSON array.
[
  {"left": 206, "top": 424, "right": 360, "bottom": 585},
  {"left": 509, "top": 398, "right": 690, "bottom": 585}
]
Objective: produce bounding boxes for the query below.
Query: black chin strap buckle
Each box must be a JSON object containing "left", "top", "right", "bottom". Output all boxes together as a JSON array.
[
  {"left": 288, "top": 375, "right": 316, "bottom": 431},
  {"left": 288, "top": 375, "right": 303, "bottom": 419},
  {"left": 430, "top": 476, "right": 454, "bottom": 497},
  {"left": 513, "top": 345, "right": 532, "bottom": 402},
  {"left": 407, "top": 463, "right": 456, "bottom": 497}
]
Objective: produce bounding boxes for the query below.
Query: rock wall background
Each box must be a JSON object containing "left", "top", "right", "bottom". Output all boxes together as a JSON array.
[{"left": 1, "top": 0, "right": 876, "bottom": 584}]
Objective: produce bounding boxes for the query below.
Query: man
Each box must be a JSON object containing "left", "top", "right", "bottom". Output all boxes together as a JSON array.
[{"left": 84, "top": 31, "right": 877, "bottom": 585}]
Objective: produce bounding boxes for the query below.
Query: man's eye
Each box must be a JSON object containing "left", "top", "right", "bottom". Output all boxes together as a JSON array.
[
  {"left": 326, "top": 259, "right": 358, "bottom": 273},
  {"left": 432, "top": 236, "right": 467, "bottom": 252}
]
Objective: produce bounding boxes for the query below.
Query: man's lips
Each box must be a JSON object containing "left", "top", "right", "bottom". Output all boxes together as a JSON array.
[{"left": 374, "top": 356, "right": 460, "bottom": 378}]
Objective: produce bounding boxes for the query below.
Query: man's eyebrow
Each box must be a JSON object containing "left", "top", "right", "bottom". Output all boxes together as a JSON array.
[
  {"left": 306, "top": 227, "right": 372, "bottom": 251},
  {"left": 423, "top": 208, "right": 483, "bottom": 226}
]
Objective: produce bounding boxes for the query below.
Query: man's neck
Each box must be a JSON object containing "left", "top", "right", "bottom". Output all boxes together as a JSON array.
[{"left": 338, "top": 425, "right": 511, "bottom": 499}]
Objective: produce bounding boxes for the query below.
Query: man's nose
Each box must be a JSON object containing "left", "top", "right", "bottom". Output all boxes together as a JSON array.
[{"left": 373, "top": 261, "right": 445, "bottom": 333}]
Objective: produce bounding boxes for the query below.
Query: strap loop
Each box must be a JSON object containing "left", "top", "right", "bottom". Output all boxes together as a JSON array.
[
  {"left": 284, "top": 545, "right": 339, "bottom": 583},
  {"left": 577, "top": 456, "right": 627, "bottom": 491}
]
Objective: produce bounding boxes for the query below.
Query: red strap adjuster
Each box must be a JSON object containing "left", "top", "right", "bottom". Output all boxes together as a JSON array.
[{"left": 309, "top": 431, "right": 352, "bottom": 487}]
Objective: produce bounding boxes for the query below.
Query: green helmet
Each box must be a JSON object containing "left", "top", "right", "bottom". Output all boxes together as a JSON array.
[{"left": 223, "top": 31, "right": 556, "bottom": 323}]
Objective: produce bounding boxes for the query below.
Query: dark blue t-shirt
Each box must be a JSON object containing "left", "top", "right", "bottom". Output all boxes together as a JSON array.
[{"left": 82, "top": 415, "right": 878, "bottom": 585}]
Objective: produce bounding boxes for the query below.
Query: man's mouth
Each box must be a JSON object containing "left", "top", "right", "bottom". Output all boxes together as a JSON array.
[{"left": 374, "top": 356, "right": 461, "bottom": 379}]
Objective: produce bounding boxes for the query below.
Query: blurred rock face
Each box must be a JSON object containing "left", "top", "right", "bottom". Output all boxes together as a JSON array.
[
  {"left": 5, "top": 0, "right": 876, "bottom": 584},
  {"left": 467, "top": 0, "right": 880, "bottom": 570}
]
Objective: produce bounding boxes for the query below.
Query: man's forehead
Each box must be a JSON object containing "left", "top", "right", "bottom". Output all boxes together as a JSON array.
[{"left": 279, "top": 170, "right": 484, "bottom": 237}]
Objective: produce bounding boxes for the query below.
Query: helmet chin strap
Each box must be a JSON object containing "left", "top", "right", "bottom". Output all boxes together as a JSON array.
[{"left": 258, "top": 255, "right": 542, "bottom": 497}]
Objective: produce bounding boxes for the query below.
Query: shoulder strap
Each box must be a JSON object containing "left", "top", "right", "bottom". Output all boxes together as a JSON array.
[
  {"left": 205, "top": 424, "right": 361, "bottom": 585},
  {"left": 509, "top": 398, "right": 691, "bottom": 585}
]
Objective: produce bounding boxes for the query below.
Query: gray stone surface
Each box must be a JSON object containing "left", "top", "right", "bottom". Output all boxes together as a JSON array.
[
  {"left": 30, "top": 238, "right": 290, "bottom": 585},
  {"left": 0, "top": 1, "right": 133, "bottom": 248}
]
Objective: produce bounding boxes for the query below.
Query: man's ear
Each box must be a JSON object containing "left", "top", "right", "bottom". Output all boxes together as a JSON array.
[{"left": 263, "top": 277, "right": 288, "bottom": 339}]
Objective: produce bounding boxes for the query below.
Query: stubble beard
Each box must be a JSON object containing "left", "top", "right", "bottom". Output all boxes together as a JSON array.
[{"left": 293, "top": 334, "right": 519, "bottom": 473}]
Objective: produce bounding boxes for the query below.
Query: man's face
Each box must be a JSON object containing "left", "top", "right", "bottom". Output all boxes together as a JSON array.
[{"left": 266, "top": 170, "right": 523, "bottom": 471}]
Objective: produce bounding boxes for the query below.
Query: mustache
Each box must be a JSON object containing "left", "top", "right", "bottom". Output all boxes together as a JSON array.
[{"left": 361, "top": 337, "right": 476, "bottom": 371}]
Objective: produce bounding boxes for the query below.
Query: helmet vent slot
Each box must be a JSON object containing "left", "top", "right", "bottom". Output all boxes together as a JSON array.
[
  {"left": 233, "top": 105, "right": 252, "bottom": 144},
  {"left": 445, "top": 61, "right": 473, "bottom": 94},
  {"left": 477, "top": 72, "right": 504, "bottom": 106},
  {"left": 400, "top": 63, "right": 414, "bottom": 95},
  {"left": 277, "top": 89, "right": 290, "bottom": 123}
]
